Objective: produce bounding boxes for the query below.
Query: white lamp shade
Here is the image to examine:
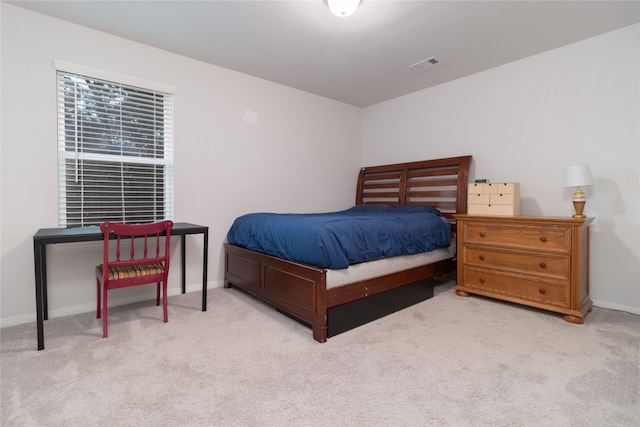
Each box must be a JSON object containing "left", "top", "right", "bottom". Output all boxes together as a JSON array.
[
  {"left": 564, "top": 164, "right": 594, "bottom": 188},
  {"left": 327, "top": 0, "right": 360, "bottom": 17}
]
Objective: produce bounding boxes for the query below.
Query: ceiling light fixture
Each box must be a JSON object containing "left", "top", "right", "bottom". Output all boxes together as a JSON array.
[{"left": 327, "top": 0, "right": 361, "bottom": 18}]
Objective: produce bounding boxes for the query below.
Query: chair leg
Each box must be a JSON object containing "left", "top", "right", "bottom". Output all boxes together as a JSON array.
[
  {"left": 96, "top": 278, "right": 101, "bottom": 319},
  {"left": 156, "top": 282, "right": 161, "bottom": 306},
  {"left": 163, "top": 280, "right": 168, "bottom": 323},
  {"left": 102, "top": 285, "right": 109, "bottom": 338}
]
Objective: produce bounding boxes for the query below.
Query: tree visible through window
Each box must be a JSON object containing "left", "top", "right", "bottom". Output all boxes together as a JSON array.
[{"left": 57, "top": 70, "right": 174, "bottom": 227}]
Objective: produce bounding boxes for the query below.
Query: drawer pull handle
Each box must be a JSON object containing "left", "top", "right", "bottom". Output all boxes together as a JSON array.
[
  {"left": 479, "top": 255, "right": 485, "bottom": 261},
  {"left": 479, "top": 277, "right": 485, "bottom": 284},
  {"left": 539, "top": 288, "right": 546, "bottom": 295},
  {"left": 479, "top": 232, "right": 486, "bottom": 238},
  {"left": 539, "top": 262, "right": 546, "bottom": 269},
  {"left": 540, "top": 236, "right": 547, "bottom": 242}
]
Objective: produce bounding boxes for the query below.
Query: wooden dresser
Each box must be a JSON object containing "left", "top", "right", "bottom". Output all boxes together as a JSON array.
[{"left": 454, "top": 215, "right": 593, "bottom": 323}]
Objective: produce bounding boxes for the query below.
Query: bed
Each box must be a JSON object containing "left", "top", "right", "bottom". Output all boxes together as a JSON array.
[{"left": 224, "top": 155, "right": 472, "bottom": 342}]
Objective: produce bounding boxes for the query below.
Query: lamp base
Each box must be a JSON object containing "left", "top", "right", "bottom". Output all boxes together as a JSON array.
[{"left": 572, "top": 200, "right": 586, "bottom": 218}]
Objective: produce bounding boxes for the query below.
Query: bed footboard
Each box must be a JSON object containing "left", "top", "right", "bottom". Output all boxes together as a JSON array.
[{"left": 224, "top": 243, "right": 329, "bottom": 342}]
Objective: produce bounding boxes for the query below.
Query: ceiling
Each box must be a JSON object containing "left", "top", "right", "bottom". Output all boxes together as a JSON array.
[{"left": 8, "top": 1, "right": 640, "bottom": 107}]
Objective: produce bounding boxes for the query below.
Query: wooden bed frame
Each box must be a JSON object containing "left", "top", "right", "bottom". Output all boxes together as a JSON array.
[{"left": 224, "top": 155, "right": 472, "bottom": 342}]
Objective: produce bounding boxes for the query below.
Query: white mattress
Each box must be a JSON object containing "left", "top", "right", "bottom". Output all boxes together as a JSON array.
[{"left": 326, "top": 239, "right": 456, "bottom": 290}]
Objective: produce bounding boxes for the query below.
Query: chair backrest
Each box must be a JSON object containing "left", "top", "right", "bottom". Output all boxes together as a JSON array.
[{"left": 100, "top": 220, "right": 174, "bottom": 272}]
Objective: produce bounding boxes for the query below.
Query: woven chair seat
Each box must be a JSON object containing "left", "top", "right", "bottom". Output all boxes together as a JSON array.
[{"left": 99, "top": 262, "right": 166, "bottom": 280}]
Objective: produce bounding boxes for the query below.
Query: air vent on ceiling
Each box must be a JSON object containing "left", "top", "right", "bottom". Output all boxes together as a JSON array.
[{"left": 409, "top": 56, "right": 441, "bottom": 72}]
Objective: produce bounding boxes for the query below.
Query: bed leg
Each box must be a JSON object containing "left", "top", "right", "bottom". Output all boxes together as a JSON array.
[
  {"left": 312, "top": 325, "right": 328, "bottom": 343},
  {"left": 224, "top": 280, "right": 231, "bottom": 289}
]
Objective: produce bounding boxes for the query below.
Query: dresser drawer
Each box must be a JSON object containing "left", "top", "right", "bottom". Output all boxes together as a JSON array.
[
  {"left": 463, "top": 246, "right": 570, "bottom": 280},
  {"left": 463, "top": 222, "right": 571, "bottom": 252},
  {"left": 490, "top": 193, "right": 517, "bottom": 205},
  {"left": 468, "top": 193, "right": 490, "bottom": 205},
  {"left": 467, "top": 204, "right": 520, "bottom": 216},
  {"left": 463, "top": 269, "right": 568, "bottom": 307}
]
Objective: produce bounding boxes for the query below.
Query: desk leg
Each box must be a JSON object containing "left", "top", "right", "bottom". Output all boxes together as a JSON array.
[
  {"left": 41, "top": 245, "right": 48, "bottom": 320},
  {"left": 202, "top": 229, "right": 208, "bottom": 312},
  {"left": 33, "top": 241, "right": 45, "bottom": 350},
  {"left": 181, "top": 235, "right": 186, "bottom": 294}
]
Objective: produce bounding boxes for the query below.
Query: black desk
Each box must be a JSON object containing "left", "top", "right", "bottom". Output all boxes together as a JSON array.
[{"left": 33, "top": 222, "right": 208, "bottom": 350}]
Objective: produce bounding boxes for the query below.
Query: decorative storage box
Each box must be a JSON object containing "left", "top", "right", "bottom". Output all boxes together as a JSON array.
[{"left": 467, "top": 182, "right": 520, "bottom": 216}]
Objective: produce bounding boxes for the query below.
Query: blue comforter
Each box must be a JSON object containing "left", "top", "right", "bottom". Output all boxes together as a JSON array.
[{"left": 226, "top": 205, "right": 451, "bottom": 270}]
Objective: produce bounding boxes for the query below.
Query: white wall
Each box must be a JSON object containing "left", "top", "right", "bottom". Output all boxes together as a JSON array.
[
  {"left": 363, "top": 24, "right": 640, "bottom": 314},
  {"left": 0, "top": 4, "right": 362, "bottom": 326}
]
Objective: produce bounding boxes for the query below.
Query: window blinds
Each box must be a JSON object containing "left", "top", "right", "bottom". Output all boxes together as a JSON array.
[{"left": 57, "top": 70, "right": 174, "bottom": 227}]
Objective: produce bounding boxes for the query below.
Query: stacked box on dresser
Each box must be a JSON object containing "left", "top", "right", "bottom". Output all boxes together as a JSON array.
[{"left": 468, "top": 182, "right": 520, "bottom": 216}]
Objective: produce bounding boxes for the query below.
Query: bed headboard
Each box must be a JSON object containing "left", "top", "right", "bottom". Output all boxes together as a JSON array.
[{"left": 356, "top": 155, "right": 472, "bottom": 227}]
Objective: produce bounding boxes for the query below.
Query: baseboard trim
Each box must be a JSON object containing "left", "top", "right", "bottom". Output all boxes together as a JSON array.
[
  {"left": 0, "top": 281, "right": 223, "bottom": 328},
  {"left": 592, "top": 299, "right": 640, "bottom": 316}
]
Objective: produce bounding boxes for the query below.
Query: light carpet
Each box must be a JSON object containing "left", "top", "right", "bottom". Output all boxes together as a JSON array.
[{"left": 1, "top": 279, "right": 638, "bottom": 426}]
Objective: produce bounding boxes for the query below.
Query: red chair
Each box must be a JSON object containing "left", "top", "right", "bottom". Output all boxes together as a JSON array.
[{"left": 95, "top": 220, "right": 174, "bottom": 338}]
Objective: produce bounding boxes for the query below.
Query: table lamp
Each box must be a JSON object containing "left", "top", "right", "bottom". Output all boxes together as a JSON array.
[{"left": 564, "top": 165, "right": 593, "bottom": 218}]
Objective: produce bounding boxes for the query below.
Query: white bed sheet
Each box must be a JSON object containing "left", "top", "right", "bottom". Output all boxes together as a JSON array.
[{"left": 326, "top": 239, "right": 456, "bottom": 290}]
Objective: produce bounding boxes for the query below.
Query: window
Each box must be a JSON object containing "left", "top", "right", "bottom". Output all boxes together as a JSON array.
[{"left": 57, "top": 66, "right": 174, "bottom": 227}]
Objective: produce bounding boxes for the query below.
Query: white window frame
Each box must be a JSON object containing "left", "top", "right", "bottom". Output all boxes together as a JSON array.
[{"left": 55, "top": 61, "right": 175, "bottom": 227}]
